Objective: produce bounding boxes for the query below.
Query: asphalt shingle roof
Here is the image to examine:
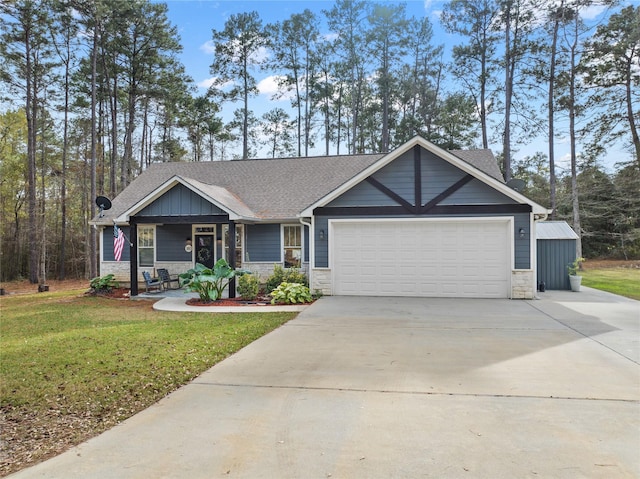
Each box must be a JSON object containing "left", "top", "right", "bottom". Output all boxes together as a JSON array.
[{"left": 93, "top": 147, "right": 504, "bottom": 225}]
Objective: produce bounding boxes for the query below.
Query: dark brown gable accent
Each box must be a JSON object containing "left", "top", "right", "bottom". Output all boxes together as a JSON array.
[
  {"left": 366, "top": 177, "right": 414, "bottom": 212},
  {"left": 414, "top": 145, "right": 422, "bottom": 207},
  {"left": 134, "top": 214, "right": 230, "bottom": 224},
  {"left": 314, "top": 204, "right": 532, "bottom": 216},
  {"left": 421, "top": 174, "right": 474, "bottom": 213},
  {"left": 361, "top": 152, "right": 476, "bottom": 215}
]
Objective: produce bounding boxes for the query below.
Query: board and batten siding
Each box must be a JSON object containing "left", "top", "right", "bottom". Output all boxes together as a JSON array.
[
  {"left": 535, "top": 223, "right": 579, "bottom": 290},
  {"left": 537, "top": 239, "right": 575, "bottom": 290},
  {"left": 137, "top": 184, "right": 226, "bottom": 217}
]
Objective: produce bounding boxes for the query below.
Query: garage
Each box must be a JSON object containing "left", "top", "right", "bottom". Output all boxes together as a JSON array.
[{"left": 331, "top": 218, "right": 511, "bottom": 298}]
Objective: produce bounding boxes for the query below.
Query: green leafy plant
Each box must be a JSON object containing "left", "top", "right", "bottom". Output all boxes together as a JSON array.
[
  {"left": 89, "top": 274, "right": 119, "bottom": 293},
  {"left": 179, "top": 259, "right": 248, "bottom": 302},
  {"left": 567, "top": 257, "right": 585, "bottom": 276},
  {"left": 237, "top": 273, "right": 260, "bottom": 300},
  {"left": 265, "top": 264, "right": 308, "bottom": 292},
  {"left": 270, "top": 282, "right": 312, "bottom": 304}
]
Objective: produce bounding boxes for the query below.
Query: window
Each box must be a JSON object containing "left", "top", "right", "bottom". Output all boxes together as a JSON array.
[
  {"left": 283, "top": 225, "right": 301, "bottom": 268},
  {"left": 224, "top": 224, "right": 243, "bottom": 268},
  {"left": 138, "top": 226, "right": 155, "bottom": 267}
]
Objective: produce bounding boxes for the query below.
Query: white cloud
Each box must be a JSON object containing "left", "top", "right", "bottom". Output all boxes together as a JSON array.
[
  {"left": 250, "top": 45, "right": 270, "bottom": 64},
  {"left": 197, "top": 77, "right": 216, "bottom": 89},
  {"left": 581, "top": 5, "right": 606, "bottom": 20},
  {"left": 200, "top": 40, "right": 216, "bottom": 55},
  {"left": 197, "top": 77, "right": 235, "bottom": 91}
]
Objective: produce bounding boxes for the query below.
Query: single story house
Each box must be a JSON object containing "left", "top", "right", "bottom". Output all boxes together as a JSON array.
[{"left": 91, "top": 136, "right": 550, "bottom": 299}]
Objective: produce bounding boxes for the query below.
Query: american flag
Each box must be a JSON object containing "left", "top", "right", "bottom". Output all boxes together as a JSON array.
[{"left": 114, "top": 225, "right": 125, "bottom": 262}]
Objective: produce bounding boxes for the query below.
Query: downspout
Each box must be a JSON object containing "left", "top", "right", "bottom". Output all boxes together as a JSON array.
[{"left": 299, "top": 217, "right": 312, "bottom": 290}]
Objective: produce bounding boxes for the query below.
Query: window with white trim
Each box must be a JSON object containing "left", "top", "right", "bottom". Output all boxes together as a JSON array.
[
  {"left": 138, "top": 226, "right": 155, "bottom": 267},
  {"left": 283, "top": 225, "right": 301, "bottom": 268},
  {"left": 224, "top": 224, "right": 244, "bottom": 268}
]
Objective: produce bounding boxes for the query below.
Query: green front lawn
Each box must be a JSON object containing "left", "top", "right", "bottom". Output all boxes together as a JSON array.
[
  {"left": 0, "top": 291, "right": 296, "bottom": 476},
  {"left": 581, "top": 267, "right": 640, "bottom": 300}
]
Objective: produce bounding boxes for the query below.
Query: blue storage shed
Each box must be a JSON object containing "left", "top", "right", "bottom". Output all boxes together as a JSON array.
[{"left": 536, "top": 222, "right": 579, "bottom": 290}]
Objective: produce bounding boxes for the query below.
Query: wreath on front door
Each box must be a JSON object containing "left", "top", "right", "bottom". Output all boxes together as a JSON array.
[{"left": 197, "top": 247, "right": 211, "bottom": 263}]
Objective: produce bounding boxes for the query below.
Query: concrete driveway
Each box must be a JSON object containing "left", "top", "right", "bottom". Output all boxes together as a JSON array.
[{"left": 9, "top": 288, "right": 639, "bottom": 478}]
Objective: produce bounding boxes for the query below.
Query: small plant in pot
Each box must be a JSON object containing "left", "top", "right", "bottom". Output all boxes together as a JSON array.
[{"left": 567, "top": 257, "right": 585, "bottom": 292}]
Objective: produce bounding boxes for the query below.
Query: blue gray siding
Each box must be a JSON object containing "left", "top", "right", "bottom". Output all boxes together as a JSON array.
[
  {"left": 245, "top": 224, "right": 281, "bottom": 262},
  {"left": 513, "top": 214, "right": 530, "bottom": 269},
  {"left": 442, "top": 179, "right": 517, "bottom": 205},
  {"left": 537, "top": 239, "right": 576, "bottom": 290},
  {"left": 138, "top": 184, "right": 225, "bottom": 217},
  {"left": 315, "top": 217, "right": 330, "bottom": 267},
  {"left": 327, "top": 149, "right": 515, "bottom": 208},
  {"left": 103, "top": 226, "right": 130, "bottom": 261},
  {"left": 157, "top": 225, "right": 192, "bottom": 261},
  {"left": 421, "top": 151, "right": 467, "bottom": 203}
]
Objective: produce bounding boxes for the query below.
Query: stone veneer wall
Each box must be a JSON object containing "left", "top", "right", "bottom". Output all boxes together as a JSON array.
[
  {"left": 100, "top": 262, "right": 192, "bottom": 287},
  {"left": 511, "top": 270, "right": 535, "bottom": 299},
  {"left": 241, "top": 262, "right": 309, "bottom": 282},
  {"left": 311, "top": 269, "right": 332, "bottom": 296}
]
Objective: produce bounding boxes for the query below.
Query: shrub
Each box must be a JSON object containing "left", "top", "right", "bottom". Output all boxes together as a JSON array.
[
  {"left": 270, "top": 282, "right": 312, "bottom": 304},
  {"left": 89, "top": 274, "right": 118, "bottom": 293},
  {"left": 237, "top": 273, "right": 259, "bottom": 300},
  {"left": 265, "top": 265, "right": 308, "bottom": 292},
  {"left": 179, "top": 259, "right": 248, "bottom": 302}
]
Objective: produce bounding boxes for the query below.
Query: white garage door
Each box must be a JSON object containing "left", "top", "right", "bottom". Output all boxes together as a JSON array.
[{"left": 332, "top": 219, "right": 510, "bottom": 298}]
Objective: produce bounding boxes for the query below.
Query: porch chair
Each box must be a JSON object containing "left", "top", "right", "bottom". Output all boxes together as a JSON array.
[
  {"left": 142, "top": 271, "right": 163, "bottom": 293},
  {"left": 157, "top": 268, "right": 180, "bottom": 290}
]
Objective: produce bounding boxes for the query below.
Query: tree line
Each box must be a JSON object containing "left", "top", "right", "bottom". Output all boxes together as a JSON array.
[{"left": 0, "top": 0, "right": 638, "bottom": 283}]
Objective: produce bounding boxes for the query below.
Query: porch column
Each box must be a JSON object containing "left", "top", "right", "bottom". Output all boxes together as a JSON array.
[
  {"left": 129, "top": 221, "right": 138, "bottom": 296},
  {"left": 228, "top": 221, "right": 236, "bottom": 298}
]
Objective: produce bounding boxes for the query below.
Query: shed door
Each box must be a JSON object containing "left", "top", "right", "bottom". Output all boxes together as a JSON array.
[{"left": 331, "top": 219, "right": 510, "bottom": 298}]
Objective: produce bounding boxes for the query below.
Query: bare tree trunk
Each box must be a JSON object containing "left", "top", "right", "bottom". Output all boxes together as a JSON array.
[
  {"left": 547, "top": 9, "right": 560, "bottom": 219},
  {"left": 89, "top": 22, "right": 98, "bottom": 279},
  {"left": 569, "top": 15, "right": 582, "bottom": 258},
  {"left": 503, "top": 5, "right": 513, "bottom": 182},
  {"left": 625, "top": 58, "right": 640, "bottom": 166},
  {"left": 26, "top": 35, "right": 39, "bottom": 284}
]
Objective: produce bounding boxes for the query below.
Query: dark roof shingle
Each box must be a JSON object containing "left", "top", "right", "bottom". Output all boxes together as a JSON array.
[{"left": 93, "top": 146, "right": 503, "bottom": 224}]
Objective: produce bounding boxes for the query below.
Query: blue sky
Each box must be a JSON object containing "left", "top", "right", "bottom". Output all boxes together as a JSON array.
[
  {"left": 164, "top": 0, "right": 450, "bottom": 91},
  {"left": 159, "top": 0, "right": 629, "bottom": 170}
]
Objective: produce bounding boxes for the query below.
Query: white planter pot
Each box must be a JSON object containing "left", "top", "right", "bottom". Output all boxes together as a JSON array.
[{"left": 569, "top": 275, "right": 582, "bottom": 292}]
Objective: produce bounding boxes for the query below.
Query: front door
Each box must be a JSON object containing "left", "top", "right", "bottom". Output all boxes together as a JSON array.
[{"left": 194, "top": 232, "right": 215, "bottom": 269}]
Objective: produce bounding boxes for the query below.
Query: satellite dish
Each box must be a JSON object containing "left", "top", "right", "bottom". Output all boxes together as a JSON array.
[
  {"left": 506, "top": 178, "right": 526, "bottom": 192},
  {"left": 96, "top": 196, "right": 112, "bottom": 217}
]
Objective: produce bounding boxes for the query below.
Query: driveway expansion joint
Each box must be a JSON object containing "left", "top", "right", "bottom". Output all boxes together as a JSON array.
[
  {"left": 193, "top": 381, "right": 639, "bottom": 403},
  {"left": 524, "top": 300, "right": 640, "bottom": 366}
]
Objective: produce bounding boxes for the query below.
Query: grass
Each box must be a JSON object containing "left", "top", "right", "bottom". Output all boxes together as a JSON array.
[
  {"left": 581, "top": 267, "right": 640, "bottom": 300},
  {"left": 0, "top": 290, "right": 296, "bottom": 476}
]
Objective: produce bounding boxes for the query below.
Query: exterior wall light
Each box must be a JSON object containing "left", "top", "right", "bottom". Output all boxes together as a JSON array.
[
  {"left": 519, "top": 228, "right": 525, "bottom": 239},
  {"left": 319, "top": 229, "right": 326, "bottom": 241}
]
